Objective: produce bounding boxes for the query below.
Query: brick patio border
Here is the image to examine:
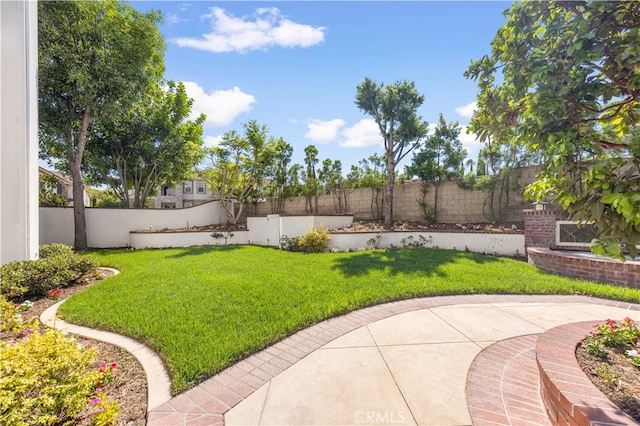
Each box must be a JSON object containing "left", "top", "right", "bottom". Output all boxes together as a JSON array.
[{"left": 467, "top": 334, "right": 552, "bottom": 425}]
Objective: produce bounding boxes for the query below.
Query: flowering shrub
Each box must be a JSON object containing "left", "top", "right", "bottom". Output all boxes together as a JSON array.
[
  {"left": 581, "top": 317, "right": 640, "bottom": 368},
  {"left": 0, "top": 327, "right": 119, "bottom": 425},
  {"left": 0, "top": 296, "right": 36, "bottom": 334},
  {"left": 47, "top": 289, "right": 62, "bottom": 300}
]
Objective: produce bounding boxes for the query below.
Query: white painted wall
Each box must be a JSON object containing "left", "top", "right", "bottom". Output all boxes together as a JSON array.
[
  {"left": 1, "top": 0, "right": 39, "bottom": 264},
  {"left": 40, "top": 207, "right": 523, "bottom": 255},
  {"left": 40, "top": 201, "right": 227, "bottom": 248},
  {"left": 330, "top": 232, "right": 525, "bottom": 256},
  {"left": 130, "top": 230, "right": 251, "bottom": 249}
]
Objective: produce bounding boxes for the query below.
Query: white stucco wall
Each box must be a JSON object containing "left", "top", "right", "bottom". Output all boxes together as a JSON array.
[
  {"left": 330, "top": 232, "right": 525, "bottom": 256},
  {"left": 40, "top": 201, "right": 227, "bottom": 248},
  {"left": 1, "top": 0, "right": 39, "bottom": 264},
  {"left": 130, "top": 230, "right": 251, "bottom": 249}
]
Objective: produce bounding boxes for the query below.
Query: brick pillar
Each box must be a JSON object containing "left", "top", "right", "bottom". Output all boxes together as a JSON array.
[{"left": 524, "top": 209, "right": 556, "bottom": 249}]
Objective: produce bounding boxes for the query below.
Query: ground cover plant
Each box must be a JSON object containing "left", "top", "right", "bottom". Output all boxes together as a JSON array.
[{"left": 57, "top": 245, "right": 640, "bottom": 394}]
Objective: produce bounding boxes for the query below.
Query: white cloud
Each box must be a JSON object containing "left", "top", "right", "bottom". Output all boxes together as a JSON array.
[
  {"left": 172, "top": 7, "right": 326, "bottom": 53},
  {"left": 305, "top": 119, "right": 345, "bottom": 144},
  {"left": 183, "top": 81, "right": 256, "bottom": 127},
  {"left": 340, "top": 119, "right": 382, "bottom": 148},
  {"left": 458, "top": 126, "right": 485, "bottom": 163},
  {"left": 455, "top": 101, "right": 477, "bottom": 119},
  {"left": 165, "top": 13, "right": 180, "bottom": 25},
  {"left": 203, "top": 135, "right": 223, "bottom": 148}
]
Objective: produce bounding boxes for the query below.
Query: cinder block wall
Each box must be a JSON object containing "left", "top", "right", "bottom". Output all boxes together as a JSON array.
[{"left": 252, "top": 165, "right": 542, "bottom": 223}]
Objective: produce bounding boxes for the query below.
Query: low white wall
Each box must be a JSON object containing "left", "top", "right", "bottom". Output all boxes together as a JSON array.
[
  {"left": 330, "top": 231, "right": 525, "bottom": 256},
  {"left": 278, "top": 215, "right": 353, "bottom": 240},
  {"left": 130, "top": 230, "right": 251, "bottom": 249},
  {"left": 41, "top": 208, "right": 523, "bottom": 256},
  {"left": 40, "top": 201, "right": 226, "bottom": 248}
]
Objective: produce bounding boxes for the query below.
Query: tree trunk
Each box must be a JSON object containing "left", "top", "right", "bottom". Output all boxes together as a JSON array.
[
  {"left": 70, "top": 159, "right": 87, "bottom": 250},
  {"left": 70, "top": 107, "right": 92, "bottom": 250},
  {"left": 384, "top": 157, "right": 395, "bottom": 224},
  {"left": 433, "top": 181, "right": 440, "bottom": 223}
]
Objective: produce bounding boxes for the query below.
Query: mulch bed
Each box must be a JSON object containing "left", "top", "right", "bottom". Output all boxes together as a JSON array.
[{"left": 576, "top": 344, "right": 640, "bottom": 421}]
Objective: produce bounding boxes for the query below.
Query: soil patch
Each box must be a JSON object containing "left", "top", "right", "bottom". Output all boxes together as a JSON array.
[{"left": 576, "top": 344, "right": 640, "bottom": 421}]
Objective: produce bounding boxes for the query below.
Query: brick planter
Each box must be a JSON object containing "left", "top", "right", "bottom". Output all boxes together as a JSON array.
[
  {"left": 536, "top": 322, "right": 639, "bottom": 426},
  {"left": 528, "top": 247, "right": 640, "bottom": 288}
]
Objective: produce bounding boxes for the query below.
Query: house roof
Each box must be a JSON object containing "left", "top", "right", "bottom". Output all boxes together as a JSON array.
[{"left": 39, "top": 166, "right": 72, "bottom": 185}]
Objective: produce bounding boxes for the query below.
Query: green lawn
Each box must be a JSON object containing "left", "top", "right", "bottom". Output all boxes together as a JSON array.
[{"left": 59, "top": 245, "right": 640, "bottom": 393}]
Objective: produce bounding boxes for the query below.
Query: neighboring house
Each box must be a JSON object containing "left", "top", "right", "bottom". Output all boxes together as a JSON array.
[
  {"left": 152, "top": 178, "right": 218, "bottom": 209},
  {"left": 38, "top": 167, "right": 90, "bottom": 206}
]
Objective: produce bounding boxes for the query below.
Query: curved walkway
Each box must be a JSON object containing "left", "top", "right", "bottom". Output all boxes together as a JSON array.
[
  {"left": 148, "top": 295, "right": 639, "bottom": 425},
  {"left": 42, "top": 293, "right": 640, "bottom": 425}
]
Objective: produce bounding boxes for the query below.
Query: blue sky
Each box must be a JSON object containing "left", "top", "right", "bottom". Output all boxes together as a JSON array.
[{"left": 132, "top": 1, "right": 512, "bottom": 173}]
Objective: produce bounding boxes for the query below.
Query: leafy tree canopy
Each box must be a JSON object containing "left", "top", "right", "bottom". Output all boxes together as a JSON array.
[
  {"left": 355, "top": 78, "right": 429, "bottom": 224},
  {"left": 202, "top": 121, "right": 276, "bottom": 224},
  {"left": 39, "top": 0, "right": 165, "bottom": 248},
  {"left": 85, "top": 81, "right": 205, "bottom": 208},
  {"left": 467, "top": 1, "right": 640, "bottom": 259}
]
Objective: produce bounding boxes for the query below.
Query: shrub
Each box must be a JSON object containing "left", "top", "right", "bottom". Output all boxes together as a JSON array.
[
  {"left": 279, "top": 235, "right": 301, "bottom": 252},
  {"left": 298, "top": 225, "right": 331, "bottom": 253},
  {"left": 582, "top": 318, "right": 640, "bottom": 367},
  {"left": 0, "top": 296, "right": 36, "bottom": 334},
  {"left": 0, "top": 259, "right": 75, "bottom": 299},
  {"left": 0, "top": 245, "right": 98, "bottom": 300},
  {"left": 39, "top": 243, "right": 74, "bottom": 259},
  {"left": 0, "top": 328, "right": 119, "bottom": 425}
]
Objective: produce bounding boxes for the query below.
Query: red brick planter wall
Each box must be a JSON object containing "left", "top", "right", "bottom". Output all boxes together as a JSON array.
[
  {"left": 524, "top": 210, "right": 556, "bottom": 249},
  {"left": 536, "top": 322, "right": 638, "bottom": 426},
  {"left": 527, "top": 247, "right": 640, "bottom": 288}
]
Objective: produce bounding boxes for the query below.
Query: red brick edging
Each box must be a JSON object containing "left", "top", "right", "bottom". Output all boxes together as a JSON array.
[
  {"left": 466, "top": 334, "right": 551, "bottom": 425},
  {"left": 536, "top": 321, "right": 639, "bottom": 426},
  {"left": 527, "top": 247, "right": 640, "bottom": 288}
]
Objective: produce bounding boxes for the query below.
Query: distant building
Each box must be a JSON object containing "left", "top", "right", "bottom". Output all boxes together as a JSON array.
[
  {"left": 38, "top": 167, "right": 90, "bottom": 206},
  {"left": 152, "top": 178, "right": 218, "bottom": 209}
]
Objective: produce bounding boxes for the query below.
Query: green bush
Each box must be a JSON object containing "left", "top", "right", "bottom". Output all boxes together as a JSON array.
[
  {"left": 39, "top": 243, "right": 74, "bottom": 259},
  {"left": 298, "top": 225, "right": 331, "bottom": 253},
  {"left": 0, "top": 327, "right": 119, "bottom": 425},
  {"left": 0, "top": 244, "right": 98, "bottom": 300},
  {"left": 279, "top": 235, "right": 301, "bottom": 252},
  {"left": 1, "top": 259, "right": 74, "bottom": 299}
]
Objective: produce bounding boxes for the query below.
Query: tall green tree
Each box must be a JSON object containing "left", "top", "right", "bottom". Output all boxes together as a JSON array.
[
  {"left": 302, "top": 145, "right": 320, "bottom": 214},
  {"left": 467, "top": 1, "right": 640, "bottom": 259},
  {"left": 39, "top": 0, "right": 165, "bottom": 249},
  {"left": 355, "top": 78, "right": 429, "bottom": 224},
  {"left": 264, "top": 138, "right": 294, "bottom": 214},
  {"left": 406, "top": 114, "right": 467, "bottom": 222},
  {"left": 319, "top": 159, "right": 350, "bottom": 213},
  {"left": 348, "top": 154, "right": 387, "bottom": 220},
  {"left": 86, "top": 81, "right": 205, "bottom": 208},
  {"left": 202, "top": 121, "right": 274, "bottom": 224}
]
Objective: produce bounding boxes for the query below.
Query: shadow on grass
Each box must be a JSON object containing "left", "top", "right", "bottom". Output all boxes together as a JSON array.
[
  {"left": 331, "top": 247, "right": 500, "bottom": 277},
  {"left": 165, "top": 244, "right": 246, "bottom": 259}
]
